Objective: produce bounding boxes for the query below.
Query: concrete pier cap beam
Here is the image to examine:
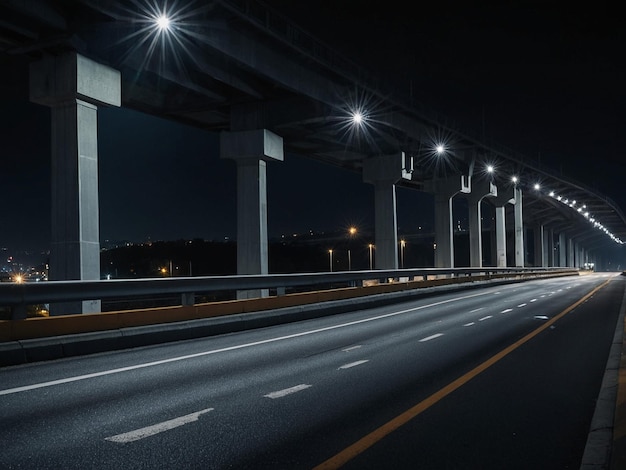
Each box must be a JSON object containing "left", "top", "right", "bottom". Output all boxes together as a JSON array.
[
  {"left": 29, "top": 52, "right": 121, "bottom": 315},
  {"left": 424, "top": 175, "right": 471, "bottom": 268},
  {"left": 363, "top": 152, "right": 412, "bottom": 270},
  {"left": 220, "top": 129, "right": 284, "bottom": 299}
]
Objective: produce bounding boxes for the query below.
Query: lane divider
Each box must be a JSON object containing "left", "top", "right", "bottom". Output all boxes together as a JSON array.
[
  {"left": 105, "top": 408, "right": 213, "bottom": 443},
  {"left": 338, "top": 360, "right": 369, "bottom": 370},
  {"left": 264, "top": 384, "right": 311, "bottom": 399}
]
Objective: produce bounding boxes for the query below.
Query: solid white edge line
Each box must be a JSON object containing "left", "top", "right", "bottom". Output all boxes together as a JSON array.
[
  {"left": 264, "top": 384, "right": 312, "bottom": 399},
  {"left": 105, "top": 408, "right": 214, "bottom": 443}
]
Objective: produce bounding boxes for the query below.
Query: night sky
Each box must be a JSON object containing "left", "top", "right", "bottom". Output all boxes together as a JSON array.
[{"left": 0, "top": 1, "right": 624, "bottom": 253}]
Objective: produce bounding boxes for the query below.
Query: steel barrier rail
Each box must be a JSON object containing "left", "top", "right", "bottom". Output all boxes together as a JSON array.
[{"left": 0, "top": 267, "right": 576, "bottom": 319}]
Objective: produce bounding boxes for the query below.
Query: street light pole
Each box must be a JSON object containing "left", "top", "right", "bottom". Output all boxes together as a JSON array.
[
  {"left": 329, "top": 249, "right": 333, "bottom": 272},
  {"left": 400, "top": 239, "right": 406, "bottom": 268},
  {"left": 348, "top": 249, "right": 351, "bottom": 271},
  {"left": 368, "top": 243, "right": 373, "bottom": 270}
]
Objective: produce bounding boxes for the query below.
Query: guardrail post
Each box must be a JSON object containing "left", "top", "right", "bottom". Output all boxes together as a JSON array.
[
  {"left": 277, "top": 286, "right": 286, "bottom": 296},
  {"left": 11, "top": 304, "right": 27, "bottom": 320},
  {"left": 181, "top": 293, "right": 195, "bottom": 306}
]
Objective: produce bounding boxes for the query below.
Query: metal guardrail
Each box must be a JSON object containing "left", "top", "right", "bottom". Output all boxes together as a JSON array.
[{"left": 0, "top": 267, "right": 575, "bottom": 319}]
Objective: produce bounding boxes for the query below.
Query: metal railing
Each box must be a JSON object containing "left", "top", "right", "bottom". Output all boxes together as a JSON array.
[{"left": 0, "top": 266, "right": 576, "bottom": 319}]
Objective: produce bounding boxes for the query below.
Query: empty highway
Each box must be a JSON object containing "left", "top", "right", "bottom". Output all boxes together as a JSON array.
[{"left": 0, "top": 273, "right": 622, "bottom": 469}]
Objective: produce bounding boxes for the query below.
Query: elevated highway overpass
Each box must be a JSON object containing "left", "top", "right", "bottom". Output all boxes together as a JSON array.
[{"left": 0, "top": 0, "right": 625, "bottom": 314}]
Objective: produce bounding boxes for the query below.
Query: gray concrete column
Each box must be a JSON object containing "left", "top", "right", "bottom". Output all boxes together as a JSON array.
[
  {"left": 30, "top": 53, "right": 120, "bottom": 315},
  {"left": 465, "top": 178, "right": 497, "bottom": 267},
  {"left": 489, "top": 186, "right": 515, "bottom": 267},
  {"left": 220, "top": 129, "right": 283, "bottom": 299},
  {"left": 425, "top": 175, "right": 470, "bottom": 268},
  {"left": 558, "top": 232, "right": 567, "bottom": 267},
  {"left": 534, "top": 224, "right": 545, "bottom": 267},
  {"left": 514, "top": 186, "right": 524, "bottom": 267},
  {"left": 568, "top": 238, "right": 575, "bottom": 267},
  {"left": 544, "top": 228, "right": 554, "bottom": 267},
  {"left": 363, "top": 152, "right": 412, "bottom": 270}
]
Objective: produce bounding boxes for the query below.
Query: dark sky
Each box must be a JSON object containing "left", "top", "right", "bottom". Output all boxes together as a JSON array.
[{"left": 1, "top": 0, "right": 624, "bottom": 252}]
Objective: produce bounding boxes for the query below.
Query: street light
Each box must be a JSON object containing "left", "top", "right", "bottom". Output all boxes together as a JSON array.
[
  {"left": 155, "top": 14, "right": 171, "bottom": 31},
  {"left": 368, "top": 243, "right": 374, "bottom": 270},
  {"left": 329, "top": 249, "right": 333, "bottom": 272},
  {"left": 347, "top": 226, "right": 357, "bottom": 271},
  {"left": 400, "top": 239, "right": 406, "bottom": 268}
]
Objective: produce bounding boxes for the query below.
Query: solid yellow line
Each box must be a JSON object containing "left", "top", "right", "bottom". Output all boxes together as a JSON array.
[{"left": 313, "top": 278, "right": 611, "bottom": 470}]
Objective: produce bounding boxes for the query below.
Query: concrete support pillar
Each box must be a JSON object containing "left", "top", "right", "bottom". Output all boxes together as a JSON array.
[
  {"left": 465, "top": 178, "right": 497, "bottom": 267},
  {"left": 425, "top": 175, "right": 470, "bottom": 268},
  {"left": 220, "top": 129, "right": 283, "bottom": 299},
  {"left": 363, "top": 152, "right": 412, "bottom": 270},
  {"left": 544, "top": 228, "right": 554, "bottom": 267},
  {"left": 568, "top": 237, "right": 575, "bottom": 267},
  {"left": 558, "top": 232, "right": 567, "bottom": 267},
  {"left": 514, "top": 186, "right": 524, "bottom": 267},
  {"left": 489, "top": 186, "right": 515, "bottom": 267},
  {"left": 30, "top": 53, "right": 120, "bottom": 315},
  {"left": 534, "top": 225, "right": 545, "bottom": 267}
]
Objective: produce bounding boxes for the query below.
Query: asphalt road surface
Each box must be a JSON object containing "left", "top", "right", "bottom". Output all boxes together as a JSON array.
[{"left": 0, "top": 272, "right": 622, "bottom": 469}]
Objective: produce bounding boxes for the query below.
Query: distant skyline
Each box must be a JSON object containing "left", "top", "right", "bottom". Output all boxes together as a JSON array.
[{"left": 1, "top": 1, "right": 624, "bottom": 255}]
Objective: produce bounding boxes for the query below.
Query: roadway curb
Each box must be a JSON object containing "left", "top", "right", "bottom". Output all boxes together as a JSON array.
[
  {"left": 579, "top": 276, "right": 626, "bottom": 470},
  {"left": 0, "top": 277, "right": 530, "bottom": 367}
]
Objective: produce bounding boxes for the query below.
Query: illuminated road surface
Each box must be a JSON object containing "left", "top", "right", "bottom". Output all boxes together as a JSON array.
[{"left": 0, "top": 273, "right": 622, "bottom": 469}]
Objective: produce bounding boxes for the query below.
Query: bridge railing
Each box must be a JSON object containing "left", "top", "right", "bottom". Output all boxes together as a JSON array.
[{"left": 0, "top": 266, "right": 576, "bottom": 320}]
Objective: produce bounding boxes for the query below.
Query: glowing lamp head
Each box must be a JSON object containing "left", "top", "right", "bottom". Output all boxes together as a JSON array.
[
  {"left": 352, "top": 112, "right": 363, "bottom": 124},
  {"left": 511, "top": 176, "right": 518, "bottom": 184},
  {"left": 486, "top": 165, "right": 494, "bottom": 173},
  {"left": 436, "top": 145, "right": 445, "bottom": 154},
  {"left": 156, "top": 14, "right": 171, "bottom": 31}
]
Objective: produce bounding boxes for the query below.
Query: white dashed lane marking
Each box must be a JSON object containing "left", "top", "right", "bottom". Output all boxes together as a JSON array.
[
  {"left": 264, "top": 384, "right": 312, "bottom": 399},
  {"left": 342, "top": 345, "right": 362, "bottom": 352},
  {"left": 501, "top": 309, "right": 513, "bottom": 313},
  {"left": 463, "top": 322, "right": 475, "bottom": 327},
  {"left": 517, "top": 303, "right": 527, "bottom": 307},
  {"left": 105, "top": 408, "right": 214, "bottom": 443},
  {"left": 419, "top": 333, "right": 444, "bottom": 342},
  {"left": 338, "top": 360, "right": 369, "bottom": 370},
  {"left": 478, "top": 316, "right": 492, "bottom": 322}
]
